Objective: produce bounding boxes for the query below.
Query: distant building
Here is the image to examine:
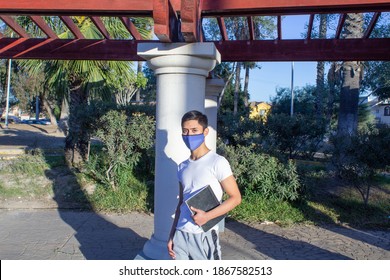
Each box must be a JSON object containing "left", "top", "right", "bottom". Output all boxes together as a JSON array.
[
  {"left": 249, "top": 101, "right": 271, "bottom": 122},
  {"left": 361, "top": 95, "right": 390, "bottom": 126}
]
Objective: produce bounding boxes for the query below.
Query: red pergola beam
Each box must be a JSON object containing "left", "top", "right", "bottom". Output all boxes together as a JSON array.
[
  {"left": 0, "top": 38, "right": 144, "bottom": 60},
  {"left": 215, "top": 38, "right": 390, "bottom": 62},
  {"left": 153, "top": 0, "right": 181, "bottom": 42},
  {"left": 2, "top": 0, "right": 389, "bottom": 16},
  {"left": 1, "top": 38, "right": 389, "bottom": 61},
  {"left": 201, "top": 0, "right": 390, "bottom": 16},
  {"left": 181, "top": 0, "right": 200, "bottom": 42},
  {"left": 0, "top": 0, "right": 154, "bottom": 15}
]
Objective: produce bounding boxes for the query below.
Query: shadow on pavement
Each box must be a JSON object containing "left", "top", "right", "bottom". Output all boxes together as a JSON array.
[
  {"left": 224, "top": 219, "right": 351, "bottom": 260},
  {"left": 0, "top": 124, "right": 64, "bottom": 149},
  {"left": 44, "top": 159, "right": 147, "bottom": 260}
]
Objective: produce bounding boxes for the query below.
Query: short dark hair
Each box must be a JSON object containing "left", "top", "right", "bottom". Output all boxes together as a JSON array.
[{"left": 181, "top": 110, "right": 208, "bottom": 129}]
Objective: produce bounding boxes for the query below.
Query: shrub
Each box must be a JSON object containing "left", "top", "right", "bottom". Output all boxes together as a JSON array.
[
  {"left": 218, "top": 143, "right": 301, "bottom": 202},
  {"left": 263, "top": 113, "right": 327, "bottom": 160},
  {"left": 329, "top": 123, "right": 390, "bottom": 205},
  {"left": 88, "top": 110, "right": 155, "bottom": 190}
]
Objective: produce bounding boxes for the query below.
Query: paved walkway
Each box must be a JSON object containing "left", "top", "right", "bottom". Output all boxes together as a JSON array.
[{"left": 0, "top": 209, "right": 389, "bottom": 260}]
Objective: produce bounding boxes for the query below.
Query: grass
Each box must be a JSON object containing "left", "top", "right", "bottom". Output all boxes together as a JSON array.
[{"left": 0, "top": 153, "right": 389, "bottom": 229}]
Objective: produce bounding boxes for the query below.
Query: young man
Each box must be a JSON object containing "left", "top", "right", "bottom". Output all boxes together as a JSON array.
[{"left": 167, "top": 110, "right": 241, "bottom": 260}]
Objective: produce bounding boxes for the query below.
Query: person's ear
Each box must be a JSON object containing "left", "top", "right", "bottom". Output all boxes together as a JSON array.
[{"left": 204, "top": 127, "right": 209, "bottom": 136}]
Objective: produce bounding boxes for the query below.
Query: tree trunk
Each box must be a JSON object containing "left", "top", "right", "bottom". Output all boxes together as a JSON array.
[
  {"left": 337, "top": 61, "right": 361, "bottom": 136},
  {"left": 233, "top": 62, "right": 241, "bottom": 115},
  {"left": 135, "top": 61, "right": 143, "bottom": 102},
  {"left": 64, "top": 81, "right": 89, "bottom": 166},
  {"left": 326, "top": 62, "right": 338, "bottom": 124},
  {"left": 243, "top": 64, "right": 250, "bottom": 107},
  {"left": 337, "top": 13, "right": 364, "bottom": 136},
  {"left": 316, "top": 15, "right": 327, "bottom": 119},
  {"left": 40, "top": 93, "right": 58, "bottom": 127},
  {"left": 58, "top": 96, "right": 69, "bottom": 135}
]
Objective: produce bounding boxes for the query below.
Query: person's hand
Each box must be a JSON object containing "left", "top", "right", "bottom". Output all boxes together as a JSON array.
[
  {"left": 167, "top": 239, "right": 176, "bottom": 259},
  {"left": 190, "top": 207, "right": 208, "bottom": 226}
]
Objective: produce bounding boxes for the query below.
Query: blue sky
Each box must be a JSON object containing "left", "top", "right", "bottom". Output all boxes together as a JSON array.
[{"left": 247, "top": 15, "right": 318, "bottom": 102}]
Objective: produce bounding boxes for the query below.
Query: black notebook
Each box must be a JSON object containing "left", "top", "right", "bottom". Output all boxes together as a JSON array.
[{"left": 185, "top": 185, "right": 225, "bottom": 232}]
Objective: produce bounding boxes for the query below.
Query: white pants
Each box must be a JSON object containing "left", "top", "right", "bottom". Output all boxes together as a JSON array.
[{"left": 173, "top": 229, "right": 221, "bottom": 260}]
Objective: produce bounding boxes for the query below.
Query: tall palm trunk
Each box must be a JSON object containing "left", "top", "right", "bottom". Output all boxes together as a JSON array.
[
  {"left": 337, "top": 61, "right": 361, "bottom": 135},
  {"left": 316, "top": 15, "right": 327, "bottom": 119},
  {"left": 64, "top": 80, "right": 89, "bottom": 166},
  {"left": 326, "top": 62, "right": 338, "bottom": 125},
  {"left": 337, "top": 13, "right": 364, "bottom": 136},
  {"left": 233, "top": 62, "right": 242, "bottom": 115},
  {"left": 135, "top": 61, "right": 143, "bottom": 102},
  {"left": 243, "top": 64, "right": 250, "bottom": 107}
]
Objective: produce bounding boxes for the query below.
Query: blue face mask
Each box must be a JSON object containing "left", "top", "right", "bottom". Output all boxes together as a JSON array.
[{"left": 182, "top": 134, "right": 205, "bottom": 151}]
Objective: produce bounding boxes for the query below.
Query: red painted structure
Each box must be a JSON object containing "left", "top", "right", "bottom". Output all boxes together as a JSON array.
[{"left": 0, "top": 0, "right": 389, "bottom": 61}]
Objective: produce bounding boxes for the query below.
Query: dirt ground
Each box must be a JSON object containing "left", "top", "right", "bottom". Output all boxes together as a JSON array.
[{"left": 0, "top": 123, "right": 93, "bottom": 209}]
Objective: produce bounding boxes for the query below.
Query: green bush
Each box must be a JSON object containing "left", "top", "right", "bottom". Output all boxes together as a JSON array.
[
  {"left": 330, "top": 123, "right": 390, "bottom": 205},
  {"left": 263, "top": 113, "right": 327, "bottom": 160},
  {"left": 218, "top": 143, "right": 301, "bottom": 202},
  {"left": 91, "top": 110, "right": 155, "bottom": 189}
]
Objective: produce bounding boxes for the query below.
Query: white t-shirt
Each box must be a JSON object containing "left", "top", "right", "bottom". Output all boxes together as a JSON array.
[{"left": 176, "top": 150, "right": 233, "bottom": 233}]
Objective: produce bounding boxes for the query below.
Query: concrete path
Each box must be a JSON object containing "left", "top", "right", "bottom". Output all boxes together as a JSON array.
[{"left": 0, "top": 209, "right": 389, "bottom": 260}]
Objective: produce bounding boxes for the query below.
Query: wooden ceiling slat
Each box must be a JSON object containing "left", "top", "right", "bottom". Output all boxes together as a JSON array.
[
  {"left": 90, "top": 16, "right": 110, "bottom": 39},
  {"left": 247, "top": 16, "right": 254, "bottom": 40},
  {"left": 364, "top": 12, "right": 381, "bottom": 39},
  {"left": 277, "top": 15, "right": 282, "bottom": 40},
  {"left": 30, "top": 16, "right": 58, "bottom": 38},
  {"left": 0, "top": 15, "right": 30, "bottom": 38},
  {"left": 307, "top": 14, "right": 314, "bottom": 39},
  {"left": 120, "top": 17, "right": 142, "bottom": 40},
  {"left": 335, "top": 13, "right": 347, "bottom": 39},
  {"left": 59, "top": 16, "right": 85, "bottom": 39},
  {"left": 217, "top": 17, "right": 228, "bottom": 41}
]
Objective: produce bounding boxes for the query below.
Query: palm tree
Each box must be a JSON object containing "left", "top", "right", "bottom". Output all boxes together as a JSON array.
[
  {"left": 337, "top": 13, "right": 364, "bottom": 136},
  {"left": 243, "top": 62, "right": 257, "bottom": 106},
  {"left": 316, "top": 14, "right": 328, "bottom": 119},
  {"left": 17, "top": 16, "right": 152, "bottom": 165}
]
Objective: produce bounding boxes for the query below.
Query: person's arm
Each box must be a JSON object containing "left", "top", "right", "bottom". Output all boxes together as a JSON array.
[
  {"left": 191, "top": 175, "right": 241, "bottom": 227},
  {"left": 167, "top": 183, "right": 183, "bottom": 259}
]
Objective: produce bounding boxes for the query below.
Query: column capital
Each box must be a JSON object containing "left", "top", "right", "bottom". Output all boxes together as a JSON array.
[
  {"left": 206, "top": 78, "right": 225, "bottom": 98},
  {"left": 138, "top": 43, "right": 221, "bottom": 76}
]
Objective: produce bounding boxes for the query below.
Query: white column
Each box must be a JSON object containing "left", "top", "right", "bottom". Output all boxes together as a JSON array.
[
  {"left": 205, "top": 78, "right": 225, "bottom": 151},
  {"left": 137, "top": 43, "right": 221, "bottom": 259}
]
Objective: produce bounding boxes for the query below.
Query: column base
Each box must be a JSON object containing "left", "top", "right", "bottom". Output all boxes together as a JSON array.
[{"left": 134, "top": 234, "right": 171, "bottom": 260}]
